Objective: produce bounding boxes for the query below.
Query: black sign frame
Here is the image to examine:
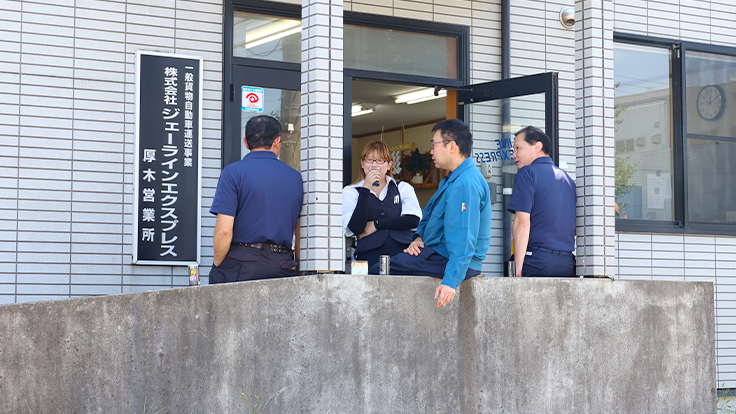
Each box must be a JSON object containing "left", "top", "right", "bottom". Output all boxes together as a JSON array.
[{"left": 133, "top": 51, "right": 203, "bottom": 265}]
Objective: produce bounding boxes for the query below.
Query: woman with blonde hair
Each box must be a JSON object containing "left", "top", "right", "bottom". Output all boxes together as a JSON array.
[{"left": 342, "top": 141, "right": 422, "bottom": 269}]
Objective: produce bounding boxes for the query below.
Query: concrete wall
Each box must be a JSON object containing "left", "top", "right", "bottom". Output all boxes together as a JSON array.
[{"left": 0, "top": 276, "right": 716, "bottom": 413}]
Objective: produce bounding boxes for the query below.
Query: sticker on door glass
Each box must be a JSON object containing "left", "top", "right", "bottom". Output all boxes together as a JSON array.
[{"left": 242, "top": 86, "right": 264, "bottom": 113}]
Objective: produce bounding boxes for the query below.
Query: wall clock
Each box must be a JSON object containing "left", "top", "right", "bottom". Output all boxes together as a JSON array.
[{"left": 696, "top": 84, "right": 725, "bottom": 121}]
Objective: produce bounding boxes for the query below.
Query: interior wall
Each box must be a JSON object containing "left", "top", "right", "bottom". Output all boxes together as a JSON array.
[{"left": 351, "top": 123, "right": 436, "bottom": 207}]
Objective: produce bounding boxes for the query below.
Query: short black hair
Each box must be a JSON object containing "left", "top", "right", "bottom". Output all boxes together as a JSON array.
[
  {"left": 245, "top": 115, "right": 282, "bottom": 150},
  {"left": 514, "top": 126, "right": 551, "bottom": 156},
  {"left": 431, "top": 119, "right": 472, "bottom": 158}
]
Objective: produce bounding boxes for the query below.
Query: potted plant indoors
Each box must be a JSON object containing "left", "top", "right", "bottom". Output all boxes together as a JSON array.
[{"left": 402, "top": 148, "right": 432, "bottom": 184}]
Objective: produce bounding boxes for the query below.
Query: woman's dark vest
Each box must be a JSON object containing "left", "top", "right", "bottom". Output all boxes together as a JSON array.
[{"left": 354, "top": 181, "right": 413, "bottom": 255}]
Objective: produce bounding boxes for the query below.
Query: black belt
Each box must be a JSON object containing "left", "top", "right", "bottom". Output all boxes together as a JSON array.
[
  {"left": 232, "top": 242, "right": 291, "bottom": 254},
  {"left": 529, "top": 246, "right": 573, "bottom": 257}
]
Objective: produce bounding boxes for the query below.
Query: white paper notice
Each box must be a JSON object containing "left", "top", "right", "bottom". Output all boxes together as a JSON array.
[{"left": 647, "top": 173, "right": 666, "bottom": 209}]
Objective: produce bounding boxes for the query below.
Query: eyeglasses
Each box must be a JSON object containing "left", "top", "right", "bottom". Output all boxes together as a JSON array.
[
  {"left": 430, "top": 139, "right": 453, "bottom": 149},
  {"left": 363, "top": 158, "right": 388, "bottom": 165}
]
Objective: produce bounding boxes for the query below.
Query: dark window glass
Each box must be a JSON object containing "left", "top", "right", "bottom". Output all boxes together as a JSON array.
[
  {"left": 344, "top": 25, "right": 458, "bottom": 79},
  {"left": 686, "top": 51, "right": 736, "bottom": 223}
]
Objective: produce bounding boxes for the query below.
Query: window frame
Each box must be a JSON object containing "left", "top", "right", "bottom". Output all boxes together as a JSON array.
[
  {"left": 614, "top": 32, "right": 736, "bottom": 236},
  {"left": 224, "top": 1, "right": 470, "bottom": 167},
  {"left": 223, "top": 1, "right": 302, "bottom": 168}
]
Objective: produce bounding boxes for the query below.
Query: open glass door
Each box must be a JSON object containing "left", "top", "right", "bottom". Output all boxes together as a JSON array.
[{"left": 457, "top": 72, "right": 559, "bottom": 276}]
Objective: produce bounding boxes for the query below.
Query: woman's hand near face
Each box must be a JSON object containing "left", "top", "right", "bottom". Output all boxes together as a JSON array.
[{"left": 362, "top": 168, "right": 383, "bottom": 190}]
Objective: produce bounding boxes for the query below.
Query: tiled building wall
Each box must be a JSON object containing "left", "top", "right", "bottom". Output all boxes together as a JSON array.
[
  {"left": 612, "top": 0, "right": 736, "bottom": 387},
  {"left": 575, "top": 0, "right": 616, "bottom": 278},
  {"left": 0, "top": 0, "right": 224, "bottom": 303},
  {"left": 300, "top": 0, "right": 344, "bottom": 272}
]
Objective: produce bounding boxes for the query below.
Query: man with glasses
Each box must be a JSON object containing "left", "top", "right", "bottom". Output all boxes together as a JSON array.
[{"left": 370, "top": 119, "right": 491, "bottom": 307}]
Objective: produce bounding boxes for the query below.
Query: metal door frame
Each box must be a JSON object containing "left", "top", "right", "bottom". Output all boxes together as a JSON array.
[{"left": 457, "top": 72, "right": 559, "bottom": 163}]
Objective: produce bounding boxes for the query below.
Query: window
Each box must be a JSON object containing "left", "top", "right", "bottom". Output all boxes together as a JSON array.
[
  {"left": 615, "top": 34, "right": 736, "bottom": 234},
  {"left": 231, "top": 10, "right": 462, "bottom": 81},
  {"left": 685, "top": 51, "right": 736, "bottom": 224},
  {"left": 614, "top": 43, "right": 674, "bottom": 221},
  {"left": 239, "top": 88, "right": 301, "bottom": 172},
  {"left": 344, "top": 25, "right": 458, "bottom": 79},
  {"left": 233, "top": 12, "right": 301, "bottom": 64}
]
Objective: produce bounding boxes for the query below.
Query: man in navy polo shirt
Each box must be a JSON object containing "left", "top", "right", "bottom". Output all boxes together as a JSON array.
[
  {"left": 208, "top": 115, "right": 303, "bottom": 284},
  {"left": 508, "top": 126, "right": 576, "bottom": 277}
]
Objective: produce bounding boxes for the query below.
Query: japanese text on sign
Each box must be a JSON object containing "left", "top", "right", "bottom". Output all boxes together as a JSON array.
[{"left": 134, "top": 51, "right": 201, "bottom": 265}]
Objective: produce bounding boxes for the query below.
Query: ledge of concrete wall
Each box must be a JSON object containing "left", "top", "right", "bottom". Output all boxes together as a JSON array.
[{"left": 0, "top": 276, "right": 715, "bottom": 413}]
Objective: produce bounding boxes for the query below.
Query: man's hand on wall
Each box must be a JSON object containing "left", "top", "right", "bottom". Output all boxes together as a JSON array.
[{"left": 435, "top": 284, "right": 456, "bottom": 307}]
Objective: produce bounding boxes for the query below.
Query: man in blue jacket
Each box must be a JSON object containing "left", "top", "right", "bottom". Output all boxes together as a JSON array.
[{"left": 370, "top": 119, "right": 491, "bottom": 307}]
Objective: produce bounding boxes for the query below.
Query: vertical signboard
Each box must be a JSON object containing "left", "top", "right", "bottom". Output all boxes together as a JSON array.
[{"left": 133, "top": 51, "right": 202, "bottom": 265}]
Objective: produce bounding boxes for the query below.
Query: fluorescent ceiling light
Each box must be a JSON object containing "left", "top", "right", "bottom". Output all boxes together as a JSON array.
[
  {"left": 352, "top": 109, "right": 374, "bottom": 117},
  {"left": 246, "top": 20, "right": 301, "bottom": 49},
  {"left": 407, "top": 90, "right": 447, "bottom": 104},
  {"left": 247, "top": 20, "right": 300, "bottom": 42},
  {"left": 395, "top": 88, "right": 447, "bottom": 104},
  {"left": 352, "top": 104, "right": 374, "bottom": 117}
]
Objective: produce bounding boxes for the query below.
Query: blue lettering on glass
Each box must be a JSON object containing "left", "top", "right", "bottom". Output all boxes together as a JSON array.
[
  {"left": 473, "top": 139, "right": 515, "bottom": 164},
  {"left": 474, "top": 150, "right": 515, "bottom": 163}
]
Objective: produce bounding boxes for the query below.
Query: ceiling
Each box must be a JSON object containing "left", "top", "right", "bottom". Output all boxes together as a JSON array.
[{"left": 351, "top": 79, "right": 446, "bottom": 137}]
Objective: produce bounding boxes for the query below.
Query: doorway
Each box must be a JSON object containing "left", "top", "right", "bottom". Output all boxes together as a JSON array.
[
  {"left": 348, "top": 79, "right": 450, "bottom": 207},
  {"left": 347, "top": 73, "right": 560, "bottom": 276},
  {"left": 458, "top": 72, "right": 560, "bottom": 275}
]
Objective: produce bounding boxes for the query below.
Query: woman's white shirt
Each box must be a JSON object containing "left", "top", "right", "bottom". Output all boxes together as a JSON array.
[{"left": 341, "top": 177, "right": 422, "bottom": 237}]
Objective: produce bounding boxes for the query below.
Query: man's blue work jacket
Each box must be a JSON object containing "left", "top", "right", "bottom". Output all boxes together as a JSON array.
[{"left": 415, "top": 157, "right": 492, "bottom": 289}]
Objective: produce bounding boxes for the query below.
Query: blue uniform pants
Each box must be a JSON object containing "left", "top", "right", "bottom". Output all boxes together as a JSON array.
[
  {"left": 521, "top": 246, "right": 575, "bottom": 277},
  {"left": 209, "top": 244, "right": 298, "bottom": 284},
  {"left": 369, "top": 246, "right": 481, "bottom": 281},
  {"left": 355, "top": 237, "right": 410, "bottom": 270}
]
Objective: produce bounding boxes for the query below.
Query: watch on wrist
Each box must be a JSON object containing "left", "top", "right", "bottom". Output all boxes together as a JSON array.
[{"left": 374, "top": 219, "right": 379, "bottom": 229}]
